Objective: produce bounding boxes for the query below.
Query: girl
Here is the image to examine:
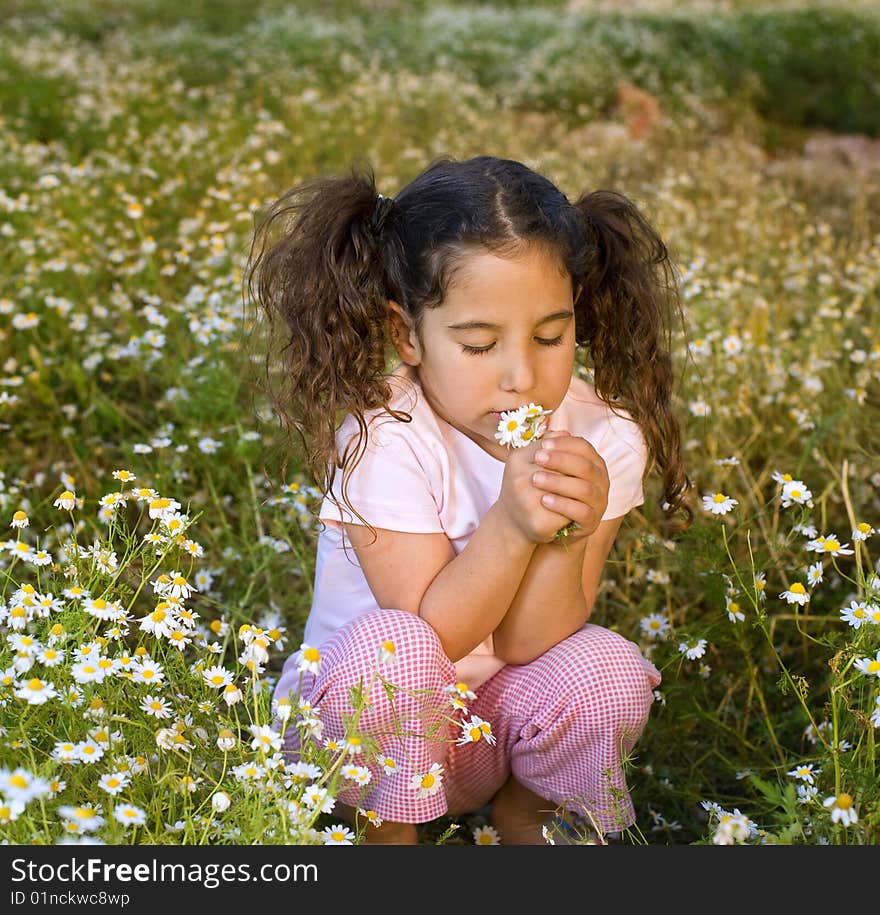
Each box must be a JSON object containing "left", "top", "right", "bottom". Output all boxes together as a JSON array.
[{"left": 248, "top": 154, "right": 690, "bottom": 845}]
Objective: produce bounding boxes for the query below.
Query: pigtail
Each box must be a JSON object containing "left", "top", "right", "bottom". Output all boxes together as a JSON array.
[
  {"left": 573, "top": 190, "right": 693, "bottom": 529},
  {"left": 245, "top": 164, "right": 402, "bottom": 507}
]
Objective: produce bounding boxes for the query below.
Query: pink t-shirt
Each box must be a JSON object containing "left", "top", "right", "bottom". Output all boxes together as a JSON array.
[{"left": 300, "top": 362, "right": 647, "bottom": 690}]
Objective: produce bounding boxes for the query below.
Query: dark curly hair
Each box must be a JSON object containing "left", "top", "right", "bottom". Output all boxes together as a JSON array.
[{"left": 246, "top": 154, "right": 692, "bottom": 531}]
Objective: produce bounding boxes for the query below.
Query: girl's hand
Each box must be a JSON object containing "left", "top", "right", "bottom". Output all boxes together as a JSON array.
[
  {"left": 497, "top": 431, "right": 606, "bottom": 544},
  {"left": 529, "top": 430, "right": 609, "bottom": 542}
]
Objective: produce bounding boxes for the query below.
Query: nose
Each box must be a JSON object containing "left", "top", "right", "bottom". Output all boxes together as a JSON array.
[{"left": 499, "top": 346, "right": 536, "bottom": 394}]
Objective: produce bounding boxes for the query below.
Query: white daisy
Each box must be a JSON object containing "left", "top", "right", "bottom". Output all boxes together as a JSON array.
[
  {"left": 725, "top": 597, "right": 745, "bottom": 623},
  {"left": 786, "top": 763, "right": 819, "bottom": 784},
  {"left": 678, "top": 639, "right": 707, "bottom": 660},
  {"left": 301, "top": 784, "right": 335, "bottom": 814},
  {"left": 140, "top": 694, "right": 173, "bottom": 719},
  {"left": 409, "top": 762, "right": 444, "bottom": 798},
  {"left": 806, "top": 562, "right": 824, "bottom": 587},
  {"left": 806, "top": 534, "right": 854, "bottom": 556},
  {"left": 854, "top": 651, "right": 880, "bottom": 678},
  {"left": 780, "top": 479, "right": 812, "bottom": 507},
  {"left": 98, "top": 771, "right": 131, "bottom": 796},
  {"left": 702, "top": 492, "right": 738, "bottom": 515},
  {"left": 341, "top": 764, "right": 372, "bottom": 786},
  {"left": 321, "top": 824, "right": 355, "bottom": 845},
  {"left": 201, "top": 665, "right": 233, "bottom": 689},
  {"left": 473, "top": 824, "right": 501, "bottom": 845},
  {"left": 357, "top": 807, "right": 383, "bottom": 828},
  {"left": 639, "top": 613, "right": 671, "bottom": 640},
  {"left": 823, "top": 793, "right": 857, "bottom": 826},
  {"left": 58, "top": 805, "right": 104, "bottom": 832},
  {"left": 113, "top": 804, "right": 147, "bottom": 827},
  {"left": 297, "top": 644, "right": 321, "bottom": 675},
  {"left": 779, "top": 582, "right": 809, "bottom": 605},
  {"left": 456, "top": 715, "right": 496, "bottom": 746},
  {"left": 840, "top": 600, "right": 869, "bottom": 629},
  {"left": 15, "top": 677, "right": 58, "bottom": 704},
  {"left": 376, "top": 639, "right": 398, "bottom": 665}
]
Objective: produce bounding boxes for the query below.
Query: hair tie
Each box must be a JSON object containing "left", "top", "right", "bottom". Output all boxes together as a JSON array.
[{"left": 371, "top": 193, "right": 395, "bottom": 236}]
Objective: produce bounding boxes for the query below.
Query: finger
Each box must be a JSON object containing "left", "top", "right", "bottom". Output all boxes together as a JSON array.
[
  {"left": 534, "top": 445, "right": 608, "bottom": 484},
  {"left": 540, "top": 433, "right": 602, "bottom": 462},
  {"left": 531, "top": 470, "right": 599, "bottom": 506},
  {"left": 538, "top": 492, "right": 599, "bottom": 528}
]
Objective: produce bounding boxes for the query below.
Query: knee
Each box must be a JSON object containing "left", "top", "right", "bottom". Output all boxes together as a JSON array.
[
  {"left": 336, "top": 608, "right": 450, "bottom": 680},
  {"left": 556, "top": 626, "right": 659, "bottom": 735}
]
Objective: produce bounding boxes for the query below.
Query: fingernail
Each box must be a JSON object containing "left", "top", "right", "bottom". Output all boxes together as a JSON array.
[{"left": 535, "top": 450, "right": 549, "bottom": 463}]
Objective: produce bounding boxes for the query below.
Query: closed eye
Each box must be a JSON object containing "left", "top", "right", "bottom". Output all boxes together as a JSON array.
[{"left": 461, "top": 335, "right": 565, "bottom": 356}]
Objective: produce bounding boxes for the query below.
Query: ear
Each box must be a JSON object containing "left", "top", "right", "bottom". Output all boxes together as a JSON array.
[{"left": 386, "top": 300, "right": 422, "bottom": 366}]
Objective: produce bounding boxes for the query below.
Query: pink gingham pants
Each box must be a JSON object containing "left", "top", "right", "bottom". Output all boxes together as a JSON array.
[{"left": 274, "top": 608, "right": 661, "bottom": 834}]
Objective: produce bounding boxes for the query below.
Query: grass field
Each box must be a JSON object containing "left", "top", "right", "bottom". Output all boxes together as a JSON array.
[{"left": 1, "top": 1, "right": 878, "bottom": 844}]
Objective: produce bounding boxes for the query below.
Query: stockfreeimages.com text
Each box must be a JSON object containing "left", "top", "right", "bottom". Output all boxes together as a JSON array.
[{"left": 10, "top": 858, "right": 317, "bottom": 889}]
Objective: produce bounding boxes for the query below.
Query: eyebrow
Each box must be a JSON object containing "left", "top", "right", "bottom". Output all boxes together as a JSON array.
[{"left": 447, "top": 310, "right": 574, "bottom": 331}]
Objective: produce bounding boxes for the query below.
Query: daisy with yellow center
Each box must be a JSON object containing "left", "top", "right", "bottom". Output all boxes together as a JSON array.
[
  {"left": 274, "top": 696, "right": 292, "bottom": 722},
  {"left": 0, "top": 800, "right": 25, "bottom": 823},
  {"left": 133, "top": 659, "right": 164, "bottom": 684},
  {"left": 58, "top": 805, "right": 104, "bottom": 831},
  {"left": 321, "top": 824, "right": 355, "bottom": 845},
  {"left": 823, "top": 793, "right": 857, "bottom": 826},
  {"left": 341, "top": 765, "right": 372, "bottom": 786},
  {"left": 53, "top": 491, "right": 77, "bottom": 510},
  {"left": 820, "top": 537, "right": 852, "bottom": 555},
  {"left": 217, "top": 729, "right": 236, "bottom": 751},
  {"left": 494, "top": 403, "right": 552, "bottom": 448},
  {"left": 473, "top": 824, "right": 501, "bottom": 845},
  {"left": 343, "top": 735, "right": 363, "bottom": 755},
  {"left": 457, "top": 715, "right": 497, "bottom": 746},
  {"left": 140, "top": 694, "right": 172, "bottom": 719},
  {"left": 806, "top": 533, "right": 854, "bottom": 556},
  {"left": 202, "top": 665, "right": 233, "bottom": 689},
  {"left": 854, "top": 651, "right": 880, "bottom": 678},
  {"left": 113, "top": 803, "right": 147, "bottom": 826},
  {"left": 409, "top": 762, "right": 444, "bottom": 798},
  {"left": 16, "top": 677, "right": 58, "bottom": 704},
  {"left": 358, "top": 807, "right": 383, "bottom": 827},
  {"left": 148, "top": 497, "right": 181, "bottom": 520},
  {"left": 377, "top": 639, "right": 398, "bottom": 665},
  {"left": 702, "top": 492, "right": 738, "bottom": 515},
  {"left": 98, "top": 772, "right": 130, "bottom": 795},
  {"left": 446, "top": 682, "right": 477, "bottom": 702},
  {"left": 297, "top": 643, "right": 321, "bottom": 675},
  {"left": 779, "top": 582, "right": 809, "bottom": 605}
]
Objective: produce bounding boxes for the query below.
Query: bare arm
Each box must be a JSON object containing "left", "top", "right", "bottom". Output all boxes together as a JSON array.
[
  {"left": 492, "top": 516, "right": 623, "bottom": 665},
  {"left": 492, "top": 429, "right": 619, "bottom": 665},
  {"left": 345, "top": 503, "right": 535, "bottom": 663},
  {"left": 343, "top": 435, "right": 576, "bottom": 663}
]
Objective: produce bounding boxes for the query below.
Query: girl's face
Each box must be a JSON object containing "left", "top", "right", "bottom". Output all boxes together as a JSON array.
[{"left": 389, "top": 244, "right": 578, "bottom": 462}]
